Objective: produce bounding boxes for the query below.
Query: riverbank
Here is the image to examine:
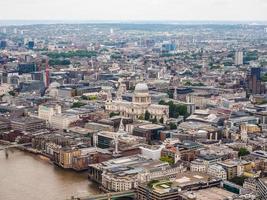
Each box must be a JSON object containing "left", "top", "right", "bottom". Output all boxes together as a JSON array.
[
  {"left": 0, "top": 139, "right": 52, "bottom": 159},
  {"left": 0, "top": 148, "right": 101, "bottom": 200}
]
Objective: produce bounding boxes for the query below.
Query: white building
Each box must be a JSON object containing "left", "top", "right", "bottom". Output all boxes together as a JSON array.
[
  {"left": 190, "top": 159, "right": 207, "bottom": 173},
  {"left": 50, "top": 114, "right": 79, "bottom": 130},
  {"left": 105, "top": 83, "right": 169, "bottom": 123},
  {"left": 46, "top": 82, "right": 61, "bottom": 98},
  {"left": 140, "top": 145, "right": 164, "bottom": 160},
  {"left": 207, "top": 164, "right": 227, "bottom": 180},
  {"left": 235, "top": 51, "right": 243, "bottom": 66},
  {"left": 0, "top": 83, "right": 12, "bottom": 95},
  {"left": 38, "top": 104, "right": 62, "bottom": 123}
]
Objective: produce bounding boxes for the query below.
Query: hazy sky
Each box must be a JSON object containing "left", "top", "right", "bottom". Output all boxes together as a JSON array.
[{"left": 0, "top": 0, "right": 267, "bottom": 21}]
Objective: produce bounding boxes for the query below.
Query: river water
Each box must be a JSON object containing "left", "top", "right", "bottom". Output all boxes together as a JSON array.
[{"left": 0, "top": 148, "right": 100, "bottom": 200}]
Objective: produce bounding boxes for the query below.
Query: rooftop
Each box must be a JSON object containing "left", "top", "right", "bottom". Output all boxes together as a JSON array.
[
  {"left": 138, "top": 123, "right": 164, "bottom": 130},
  {"left": 188, "top": 187, "right": 234, "bottom": 200}
]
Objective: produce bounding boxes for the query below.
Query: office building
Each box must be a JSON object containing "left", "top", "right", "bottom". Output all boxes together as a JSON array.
[
  {"left": 137, "top": 172, "right": 221, "bottom": 200},
  {"left": 89, "top": 155, "right": 184, "bottom": 192},
  {"left": 0, "top": 40, "right": 7, "bottom": 49},
  {"left": 17, "top": 63, "right": 37, "bottom": 74},
  {"left": 246, "top": 67, "right": 265, "bottom": 96},
  {"left": 234, "top": 51, "right": 243, "bottom": 66},
  {"left": 38, "top": 104, "right": 62, "bottom": 123},
  {"left": 207, "top": 164, "right": 227, "bottom": 180},
  {"left": 10, "top": 117, "right": 46, "bottom": 132},
  {"left": 28, "top": 41, "right": 34, "bottom": 49},
  {"left": 50, "top": 114, "right": 79, "bottom": 130}
]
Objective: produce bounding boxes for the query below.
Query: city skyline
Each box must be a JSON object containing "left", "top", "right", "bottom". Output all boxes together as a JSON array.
[
  {"left": 1, "top": 1, "right": 267, "bottom": 200},
  {"left": 1, "top": 0, "right": 267, "bottom": 21}
]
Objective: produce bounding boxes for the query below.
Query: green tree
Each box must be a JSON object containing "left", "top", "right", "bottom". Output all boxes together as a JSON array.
[
  {"left": 138, "top": 115, "right": 144, "bottom": 120},
  {"left": 230, "top": 176, "right": 246, "bottom": 186},
  {"left": 243, "top": 51, "right": 258, "bottom": 63},
  {"left": 144, "top": 110, "right": 151, "bottom": 120},
  {"left": 71, "top": 101, "right": 86, "bottom": 108},
  {"left": 45, "top": 50, "right": 97, "bottom": 59},
  {"left": 238, "top": 148, "right": 250, "bottom": 157},
  {"left": 167, "top": 90, "right": 173, "bottom": 98},
  {"left": 8, "top": 91, "right": 16, "bottom": 96},
  {"left": 81, "top": 95, "right": 88, "bottom": 100},
  {"left": 159, "top": 100, "right": 166, "bottom": 105},
  {"left": 147, "top": 180, "right": 159, "bottom": 188},
  {"left": 109, "top": 112, "right": 120, "bottom": 118},
  {"left": 151, "top": 116, "right": 157, "bottom": 124},
  {"left": 49, "top": 59, "right": 70, "bottom": 66},
  {"left": 169, "top": 123, "right": 177, "bottom": 130},
  {"left": 88, "top": 95, "right": 97, "bottom": 100},
  {"left": 160, "top": 156, "right": 174, "bottom": 165},
  {"left": 159, "top": 100, "right": 188, "bottom": 118},
  {"left": 184, "top": 81, "right": 192, "bottom": 86},
  {"left": 159, "top": 117, "right": 164, "bottom": 124}
]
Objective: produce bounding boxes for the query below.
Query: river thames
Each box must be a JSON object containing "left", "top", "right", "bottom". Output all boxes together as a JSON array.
[{"left": 0, "top": 148, "right": 100, "bottom": 200}]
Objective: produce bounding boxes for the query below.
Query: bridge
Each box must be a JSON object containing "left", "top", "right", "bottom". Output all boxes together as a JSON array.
[
  {"left": 0, "top": 142, "right": 32, "bottom": 158},
  {"left": 69, "top": 190, "right": 135, "bottom": 200},
  {"left": 0, "top": 143, "right": 32, "bottom": 151}
]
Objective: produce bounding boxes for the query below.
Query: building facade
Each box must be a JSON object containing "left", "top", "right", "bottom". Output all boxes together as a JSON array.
[{"left": 105, "top": 83, "right": 169, "bottom": 123}]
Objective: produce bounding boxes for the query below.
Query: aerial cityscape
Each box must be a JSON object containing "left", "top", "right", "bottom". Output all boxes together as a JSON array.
[{"left": 0, "top": 1, "right": 267, "bottom": 200}]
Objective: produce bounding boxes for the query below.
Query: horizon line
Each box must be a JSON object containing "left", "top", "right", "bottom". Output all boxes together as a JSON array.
[{"left": 0, "top": 20, "right": 267, "bottom": 26}]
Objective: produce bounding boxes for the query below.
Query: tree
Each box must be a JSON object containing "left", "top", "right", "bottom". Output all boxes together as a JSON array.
[
  {"left": 49, "top": 59, "right": 70, "bottom": 66},
  {"left": 45, "top": 50, "right": 97, "bottom": 59},
  {"left": 8, "top": 91, "right": 16, "bottom": 96},
  {"left": 169, "top": 123, "right": 177, "bottom": 130},
  {"left": 144, "top": 110, "right": 151, "bottom": 120},
  {"left": 238, "top": 148, "right": 250, "bottom": 157},
  {"left": 147, "top": 180, "right": 159, "bottom": 188},
  {"left": 138, "top": 115, "right": 144, "bottom": 120},
  {"left": 159, "top": 117, "right": 164, "bottom": 124},
  {"left": 230, "top": 176, "right": 246, "bottom": 186},
  {"left": 88, "top": 95, "right": 97, "bottom": 100},
  {"left": 151, "top": 116, "right": 157, "bottom": 124},
  {"left": 71, "top": 101, "right": 86, "bottom": 108},
  {"left": 110, "top": 112, "right": 120, "bottom": 118},
  {"left": 81, "top": 95, "right": 88, "bottom": 100},
  {"left": 184, "top": 81, "right": 192, "bottom": 86},
  {"left": 160, "top": 156, "right": 174, "bottom": 165},
  {"left": 159, "top": 100, "right": 188, "bottom": 118},
  {"left": 243, "top": 51, "right": 258, "bottom": 63},
  {"left": 159, "top": 100, "right": 166, "bottom": 105},
  {"left": 167, "top": 90, "right": 173, "bottom": 99}
]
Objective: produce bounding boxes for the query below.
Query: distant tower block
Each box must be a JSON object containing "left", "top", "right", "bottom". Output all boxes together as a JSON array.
[
  {"left": 106, "top": 88, "right": 112, "bottom": 102},
  {"left": 240, "top": 123, "right": 248, "bottom": 142},
  {"left": 235, "top": 51, "right": 243, "bottom": 66},
  {"left": 173, "top": 87, "right": 178, "bottom": 100},
  {"left": 45, "top": 59, "right": 50, "bottom": 87},
  {"left": 93, "top": 134, "right": 98, "bottom": 148}
]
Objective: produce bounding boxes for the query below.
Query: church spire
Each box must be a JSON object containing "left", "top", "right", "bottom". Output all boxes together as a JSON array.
[
  {"left": 173, "top": 87, "right": 178, "bottom": 100},
  {"left": 116, "top": 83, "right": 123, "bottom": 101},
  {"left": 107, "top": 88, "right": 112, "bottom": 102},
  {"left": 118, "top": 118, "right": 125, "bottom": 132}
]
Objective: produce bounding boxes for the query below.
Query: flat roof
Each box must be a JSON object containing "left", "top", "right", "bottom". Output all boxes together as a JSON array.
[
  {"left": 138, "top": 124, "right": 164, "bottom": 130},
  {"left": 193, "top": 187, "right": 234, "bottom": 200},
  {"left": 174, "top": 172, "right": 215, "bottom": 187}
]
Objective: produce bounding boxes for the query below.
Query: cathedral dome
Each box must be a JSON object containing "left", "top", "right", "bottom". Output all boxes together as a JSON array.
[
  {"left": 134, "top": 83, "right": 148, "bottom": 94},
  {"left": 49, "top": 81, "right": 60, "bottom": 88}
]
